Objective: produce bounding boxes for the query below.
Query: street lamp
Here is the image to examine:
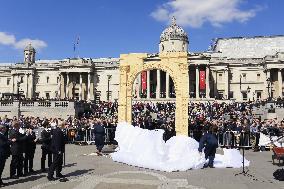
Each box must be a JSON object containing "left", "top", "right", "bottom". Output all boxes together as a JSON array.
[
  {"left": 107, "top": 75, "right": 112, "bottom": 102},
  {"left": 266, "top": 77, "right": 272, "bottom": 100},
  {"left": 247, "top": 86, "right": 251, "bottom": 101},
  {"left": 17, "top": 81, "right": 21, "bottom": 119}
]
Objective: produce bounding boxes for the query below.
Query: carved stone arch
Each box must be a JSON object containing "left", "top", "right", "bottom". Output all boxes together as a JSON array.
[{"left": 118, "top": 52, "right": 189, "bottom": 136}]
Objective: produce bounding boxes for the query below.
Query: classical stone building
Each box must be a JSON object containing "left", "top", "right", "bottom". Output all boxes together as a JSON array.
[{"left": 1, "top": 17, "right": 284, "bottom": 102}]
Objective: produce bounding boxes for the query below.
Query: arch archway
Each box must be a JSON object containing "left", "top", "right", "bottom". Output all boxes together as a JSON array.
[{"left": 118, "top": 52, "right": 189, "bottom": 135}]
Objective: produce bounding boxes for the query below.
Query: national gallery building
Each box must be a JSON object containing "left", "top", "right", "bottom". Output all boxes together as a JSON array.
[{"left": 1, "top": 18, "right": 284, "bottom": 102}]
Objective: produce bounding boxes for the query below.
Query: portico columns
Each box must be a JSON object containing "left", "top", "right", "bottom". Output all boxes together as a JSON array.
[
  {"left": 66, "top": 73, "right": 70, "bottom": 98},
  {"left": 147, "top": 70, "right": 150, "bottom": 98},
  {"left": 137, "top": 73, "right": 141, "bottom": 99},
  {"left": 87, "top": 72, "right": 91, "bottom": 101},
  {"left": 224, "top": 69, "right": 229, "bottom": 99},
  {"left": 279, "top": 69, "right": 283, "bottom": 97},
  {"left": 79, "top": 73, "right": 83, "bottom": 100},
  {"left": 156, "top": 70, "right": 161, "bottom": 99},
  {"left": 196, "top": 66, "right": 199, "bottom": 99},
  {"left": 12, "top": 75, "right": 15, "bottom": 94},
  {"left": 166, "top": 72, "right": 169, "bottom": 98},
  {"left": 206, "top": 66, "right": 210, "bottom": 99},
  {"left": 58, "top": 74, "right": 61, "bottom": 98},
  {"left": 26, "top": 74, "right": 29, "bottom": 98}
]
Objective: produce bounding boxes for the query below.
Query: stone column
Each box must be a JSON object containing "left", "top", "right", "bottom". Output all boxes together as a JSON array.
[
  {"left": 12, "top": 75, "right": 15, "bottom": 94},
  {"left": 156, "top": 70, "right": 161, "bottom": 99},
  {"left": 87, "top": 72, "right": 91, "bottom": 101},
  {"left": 224, "top": 69, "right": 229, "bottom": 99},
  {"left": 79, "top": 73, "right": 83, "bottom": 100},
  {"left": 58, "top": 74, "right": 61, "bottom": 99},
  {"left": 279, "top": 69, "right": 283, "bottom": 97},
  {"left": 26, "top": 74, "right": 29, "bottom": 98},
  {"left": 66, "top": 73, "right": 70, "bottom": 98},
  {"left": 147, "top": 70, "right": 150, "bottom": 98},
  {"left": 166, "top": 72, "right": 169, "bottom": 98},
  {"left": 30, "top": 74, "right": 34, "bottom": 99},
  {"left": 196, "top": 66, "right": 199, "bottom": 99},
  {"left": 206, "top": 66, "right": 210, "bottom": 99},
  {"left": 137, "top": 73, "right": 141, "bottom": 99}
]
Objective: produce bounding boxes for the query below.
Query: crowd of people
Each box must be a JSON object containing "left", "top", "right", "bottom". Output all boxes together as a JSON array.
[{"left": 0, "top": 100, "right": 284, "bottom": 185}]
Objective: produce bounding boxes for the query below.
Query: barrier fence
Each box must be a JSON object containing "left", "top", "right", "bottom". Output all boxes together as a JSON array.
[
  {"left": 64, "top": 127, "right": 116, "bottom": 145},
  {"left": 63, "top": 128, "right": 257, "bottom": 148},
  {"left": 34, "top": 127, "right": 267, "bottom": 148}
]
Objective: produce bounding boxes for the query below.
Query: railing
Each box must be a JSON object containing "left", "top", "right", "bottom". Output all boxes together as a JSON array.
[{"left": 64, "top": 127, "right": 117, "bottom": 145}]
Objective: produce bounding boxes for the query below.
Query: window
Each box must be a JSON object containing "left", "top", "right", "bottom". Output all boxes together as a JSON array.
[
  {"left": 257, "top": 73, "right": 261, "bottom": 81},
  {"left": 242, "top": 92, "right": 248, "bottom": 101},
  {"left": 57, "top": 77, "right": 60, "bottom": 84},
  {"left": 46, "top": 76, "right": 49, "bottom": 83},
  {"left": 218, "top": 73, "right": 223, "bottom": 81},
  {"left": 242, "top": 73, "right": 247, "bottom": 81},
  {"left": 256, "top": 91, "right": 262, "bottom": 100},
  {"left": 20, "top": 76, "right": 24, "bottom": 83},
  {"left": 229, "top": 73, "right": 233, "bottom": 81},
  {"left": 229, "top": 91, "right": 234, "bottom": 99},
  {"left": 7, "top": 78, "right": 10, "bottom": 85},
  {"left": 46, "top": 92, "right": 50, "bottom": 99}
]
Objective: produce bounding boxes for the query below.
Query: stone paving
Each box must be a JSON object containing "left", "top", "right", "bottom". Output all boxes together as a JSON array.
[{"left": 1, "top": 144, "right": 284, "bottom": 189}]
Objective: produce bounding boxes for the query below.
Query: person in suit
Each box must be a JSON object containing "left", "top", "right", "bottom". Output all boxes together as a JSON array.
[
  {"left": 9, "top": 121, "right": 27, "bottom": 179},
  {"left": 198, "top": 126, "right": 219, "bottom": 168},
  {"left": 0, "top": 124, "right": 14, "bottom": 186},
  {"left": 93, "top": 119, "right": 105, "bottom": 156},
  {"left": 47, "top": 122, "right": 66, "bottom": 181},
  {"left": 40, "top": 125, "right": 52, "bottom": 172},
  {"left": 23, "top": 126, "right": 37, "bottom": 174}
]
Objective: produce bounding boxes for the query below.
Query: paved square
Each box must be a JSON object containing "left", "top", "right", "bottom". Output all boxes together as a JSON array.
[{"left": 1, "top": 144, "right": 284, "bottom": 189}]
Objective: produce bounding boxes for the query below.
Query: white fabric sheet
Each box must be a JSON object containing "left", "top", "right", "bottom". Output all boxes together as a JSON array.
[
  {"left": 111, "top": 122, "right": 250, "bottom": 172},
  {"left": 259, "top": 133, "right": 283, "bottom": 147}
]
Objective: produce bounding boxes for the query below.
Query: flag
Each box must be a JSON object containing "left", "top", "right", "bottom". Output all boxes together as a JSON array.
[
  {"left": 76, "top": 36, "right": 80, "bottom": 45},
  {"left": 200, "top": 70, "right": 206, "bottom": 90},
  {"left": 141, "top": 71, "right": 147, "bottom": 91}
]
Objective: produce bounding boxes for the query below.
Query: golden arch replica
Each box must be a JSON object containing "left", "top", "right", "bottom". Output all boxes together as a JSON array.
[{"left": 118, "top": 52, "right": 189, "bottom": 136}]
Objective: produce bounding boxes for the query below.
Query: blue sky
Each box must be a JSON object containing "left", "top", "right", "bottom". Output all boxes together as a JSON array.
[{"left": 0, "top": 0, "right": 283, "bottom": 63}]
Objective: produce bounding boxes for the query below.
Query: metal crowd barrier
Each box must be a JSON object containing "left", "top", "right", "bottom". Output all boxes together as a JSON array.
[
  {"left": 188, "top": 130, "right": 253, "bottom": 148},
  {"left": 64, "top": 127, "right": 117, "bottom": 145}
]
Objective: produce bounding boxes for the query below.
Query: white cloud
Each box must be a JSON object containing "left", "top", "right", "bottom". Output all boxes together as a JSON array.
[
  {"left": 0, "top": 32, "right": 47, "bottom": 50},
  {"left": 0, "top": 32, "right": 16, "bottom": 45},
  {"left": 151, "top": 0, "right": 261, "bottom": 28},
  {"left": 14, "top": 38, "right": 47, "bottom": 50}
]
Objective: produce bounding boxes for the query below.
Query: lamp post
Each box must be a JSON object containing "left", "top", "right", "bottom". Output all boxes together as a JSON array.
[
  {"left": 17, "top": 81, "right": 21, "bottom": 119},
  {"left": 266, "top": 77, "right": 272, "bottom": 101},
  {"left": 247, "top": 86, "right": 251, "bottom": 101},
  {"left": 107, "top": 75, "right": 112, "bottom": 102}
]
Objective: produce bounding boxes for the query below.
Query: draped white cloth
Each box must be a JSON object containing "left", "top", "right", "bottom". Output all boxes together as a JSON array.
[{"left": 111, "top": 122, "right": 250, "bottom": 172}]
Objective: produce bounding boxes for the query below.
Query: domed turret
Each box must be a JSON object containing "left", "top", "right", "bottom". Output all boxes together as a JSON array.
[
  {"left": 159, "top": 17, "right": 189, "bottom": 53},
  {"left": 24, "top": 44, "right": 36, "bottom": 64}
]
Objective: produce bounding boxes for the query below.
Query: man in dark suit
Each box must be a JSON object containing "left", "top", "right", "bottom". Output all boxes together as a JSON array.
[
  {"left": 94, "top": 119, "right": 105, "bottom": 156},
  {"left": 9, "top": 121, "right": 26, "bottom": 179},
  {"left": 0, "top": 124, "right": 14, "bottom": 186},
  {"left": 198, "top": 126, "right": 218, "bottom": 168},
  {"left": 47, "top": 122, "right": 66, "bottom": 181},
  {"left": 24, "top": 127, "right": 37, "bottom": 174},
  {"left": 40, "top": 125, "right": 52, "bottom": 172}
]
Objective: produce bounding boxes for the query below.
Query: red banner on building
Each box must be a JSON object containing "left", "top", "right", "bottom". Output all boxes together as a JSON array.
[
  {"left": 141, "top": 71, "right": 147, "bottom": 90},
  {"left": 199, "top": 70, "right": 206, "bottom": 90}
]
